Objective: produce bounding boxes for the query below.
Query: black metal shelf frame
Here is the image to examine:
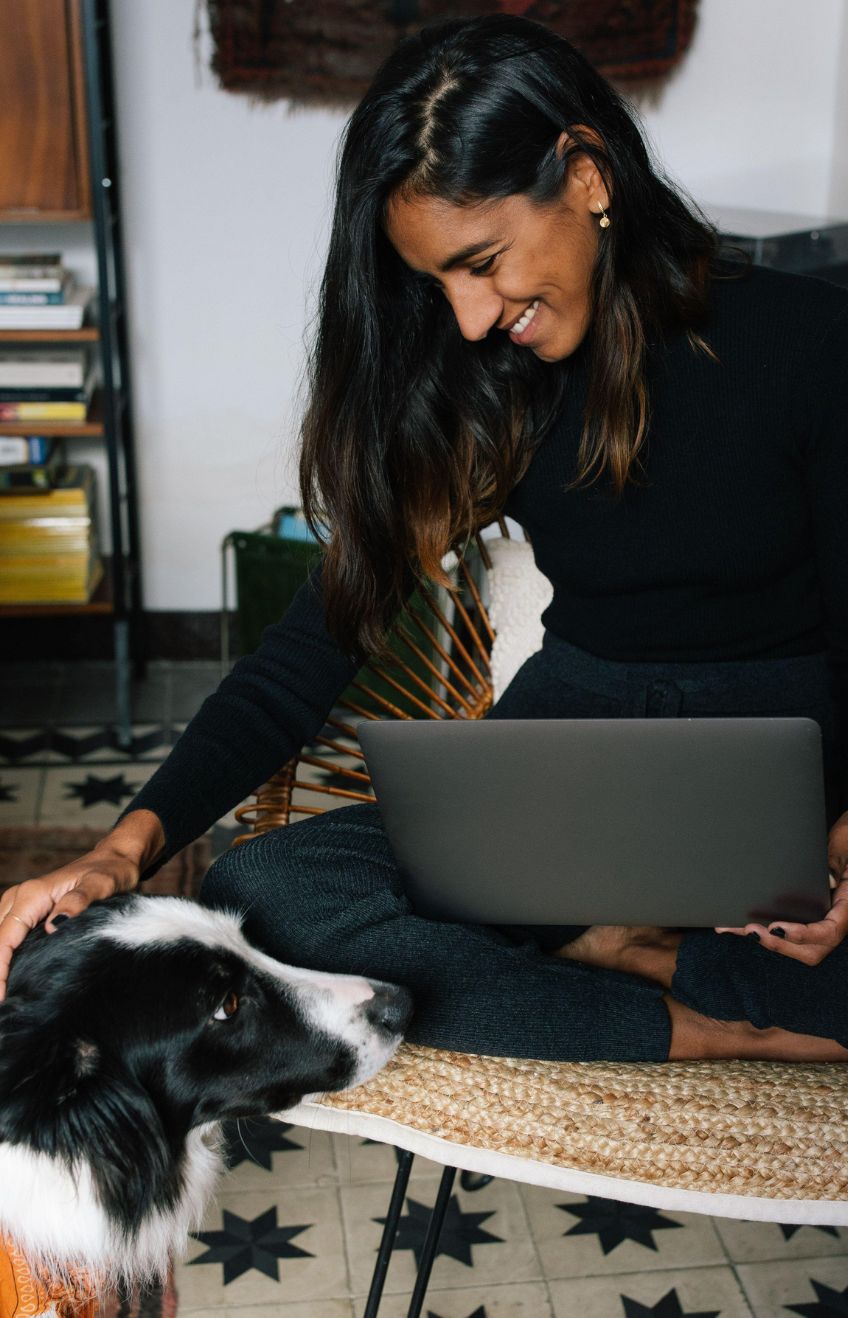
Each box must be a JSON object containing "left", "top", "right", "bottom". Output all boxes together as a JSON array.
[{"left": 81, "top": 0, "right": 143, "bottom": 745}]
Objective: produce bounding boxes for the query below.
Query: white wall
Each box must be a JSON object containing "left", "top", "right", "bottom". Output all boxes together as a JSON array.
[
  {"left": 635, "top": 0, "right": 845, "bottom": 217},
  {"left": 2, "top": 0, "right": 846, "bottom": 610},
  {"left": 829, "top": 1, "right": 848, "bottom": 216}
]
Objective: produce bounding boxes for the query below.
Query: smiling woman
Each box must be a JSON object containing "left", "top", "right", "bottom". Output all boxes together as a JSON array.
[{"left": 298, "top": 14, "right": 719, "bottom": 657}]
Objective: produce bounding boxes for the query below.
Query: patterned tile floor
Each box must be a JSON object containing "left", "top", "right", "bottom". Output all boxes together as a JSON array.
[{"left": 2, "top": 660, "right": 848, "bottom": 1317}]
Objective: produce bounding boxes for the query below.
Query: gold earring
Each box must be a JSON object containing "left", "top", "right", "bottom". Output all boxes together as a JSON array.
[{"left": 595, "top": 202, "right": 611, "bottom": 229}]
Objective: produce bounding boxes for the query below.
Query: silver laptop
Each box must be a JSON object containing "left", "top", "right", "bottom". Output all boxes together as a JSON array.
[{"left": 358, "top": 718, "right": 831, "bottom": 927}]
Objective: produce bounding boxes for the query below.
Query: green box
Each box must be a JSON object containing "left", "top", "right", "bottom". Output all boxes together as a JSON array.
[{"left": 228, "top": 527, "right": 320, "bottom": 656}]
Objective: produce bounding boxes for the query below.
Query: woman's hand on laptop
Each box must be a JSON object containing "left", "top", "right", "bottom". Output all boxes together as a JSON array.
[{"left": 715, "top": 810, "right": 848, "bottom": 964}]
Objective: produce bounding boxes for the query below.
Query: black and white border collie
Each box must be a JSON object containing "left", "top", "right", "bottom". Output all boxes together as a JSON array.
[{"left": 0, "top": 893, "right": 411, "bottom": 1289}]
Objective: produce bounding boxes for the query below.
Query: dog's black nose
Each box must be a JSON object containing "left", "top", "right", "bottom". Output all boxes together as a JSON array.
[{"left": 364, "top": 983, "right": 413, "bottom": 1035}]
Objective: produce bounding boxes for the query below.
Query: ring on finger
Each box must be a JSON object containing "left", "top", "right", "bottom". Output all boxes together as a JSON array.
[{"left": 7, "top": 914, "right": 32, "bottom": 931}]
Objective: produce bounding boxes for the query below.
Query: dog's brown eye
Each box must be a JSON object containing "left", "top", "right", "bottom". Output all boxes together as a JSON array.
[{"left": 213, "top": 992, "right": 239, "bottom": 1022}]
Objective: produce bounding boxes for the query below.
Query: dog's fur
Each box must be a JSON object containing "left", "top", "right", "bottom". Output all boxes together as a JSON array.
[{"left": 0, "top": 893, "right": 411, "bottom": 1288}]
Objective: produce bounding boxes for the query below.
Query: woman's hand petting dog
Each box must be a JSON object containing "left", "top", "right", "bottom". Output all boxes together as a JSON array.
[
  {"left": 715, "top": 809, "right": 848, "bottom": 964},
  {"left": 0, "top": 853, "right": 137, "bottom": 1002},
  {"left": 0, "top": 808, "right": 165, "bottom": 1002}
]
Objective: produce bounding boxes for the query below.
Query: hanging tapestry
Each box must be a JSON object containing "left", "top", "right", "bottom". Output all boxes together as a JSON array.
[{"left": 205, "top": 0, "right": 700, "bottom": 105}]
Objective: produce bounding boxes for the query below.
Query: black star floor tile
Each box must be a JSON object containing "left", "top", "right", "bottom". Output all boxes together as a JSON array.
[
  {"left": 548, "top": 1267, "right": 750, "bottom": 1318},
  {"left": 40, "top": 763, "right": 159, "bottom": 828},
  {"left": 784, "top": 1225, "right": 842, "bottom": 1241},
  {"left": 223, "top": 1118, "right": 304, "bottom": 1170},
  {"left": 343, "top": 1176, "right": 541, "bottom": 1296},
  {"left": 520, "top": 1186, "right": 725, "bottom": 1280},
  {"left": 373, "top": 1193, "right": 503, "bottom": 1269},
  {"left": 0, "top": 724, "right": 171, "bottom": 766},
  {"left": 620, "top": 1286, "right": 720, "bottom": 1317},
  {"left": 190, "top": 1204, "right": 313, "bottom": 1284},
  {"left": 714, "top": 1215, "right": 848, "bottom": 1265},
  {"left": 52, "top": 723, "right": 170, "bottom": 763},
  {"left": 786, "top": 1276, "right": 848, "bottom": 1315},
  {"left": 221, "top": 1122, "right": 339, "bottom": 1193},
  {"left": 62, "top": 770, "right": 143, "bottom": 809},
  {"left": 428, "top": 1306, "right": 486, "bottom": 1318},
  {"left": 737, "top": 1258, "right": 848, "bottom": 1317},
  {"left": 0, "top": 767, "right": 40, "bottom": 824},
  {"left": 557, "top": 1196, "right": 684, "bottom": 1255},
  {"left": 0, "top": 729, "right": 52, "bottom": 764},
  {"left": 177, "top": 1187, "right": 348, "bottom": 1308}
]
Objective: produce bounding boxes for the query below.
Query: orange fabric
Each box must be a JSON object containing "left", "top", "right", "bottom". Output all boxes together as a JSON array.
[{"left": 0, "top": 1235, "right": 98, "bottom": 1318}]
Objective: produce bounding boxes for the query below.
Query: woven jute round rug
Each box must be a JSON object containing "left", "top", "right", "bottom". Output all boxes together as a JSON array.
[{"left": 286, "top": 1044, "right": 848, "bottom": 1222}]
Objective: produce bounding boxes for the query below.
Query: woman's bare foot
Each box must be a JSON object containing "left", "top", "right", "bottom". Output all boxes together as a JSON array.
[
  {"left": 665, "top": 996, "right": 848, "bottom": 1061},
  {"left": 556, "top": 927, "right": 848, "bottom": 1061},
  {"left": 556, "top": 925, "right": 682, "bottom": 988}
]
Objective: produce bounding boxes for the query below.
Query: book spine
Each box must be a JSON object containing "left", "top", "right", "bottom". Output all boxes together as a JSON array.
[
  {"left": 0, "top": 290, "right": 64, "bottom": 305},
  {"left": 0, "top": 316, "right": 84, "bottom": 330},
  {"left": 0, "top": 368, "right": 86, "bottom": 387},
  {"left": 0, "top": 402, "right": 87, "bottom": 421},
  {"left": 0, "top": 254, "right": 62, "bottom": 272},
  {"left": 0, "top": 384, "right": 89, "bottom": 398},
  {"left": 0, "top": 437, "right": 28, "bottom": 463},
  {"left": 0, "top": 386, "right": 88, "bottom": 404}
]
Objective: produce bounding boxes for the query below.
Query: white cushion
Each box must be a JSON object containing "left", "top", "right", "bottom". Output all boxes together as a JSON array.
[{"left": 485, "top": 537, "right": 553, "bottom": 701}]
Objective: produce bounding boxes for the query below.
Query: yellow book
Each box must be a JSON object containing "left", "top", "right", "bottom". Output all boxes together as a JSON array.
[
  {"left": 0, "top": 466, "right": 94, "bottom": 518},
  {"left": 0, "top": 401, "right": 87, "bottom": 421},
  {"left": 0, "top": 521, "right": 92, "bottom": 549},
  {"left": 0, "top": 551, "right": 92, "bottom": 570},
  {"left": 0, "top": 555, "right": 102, "bottom": 604}
]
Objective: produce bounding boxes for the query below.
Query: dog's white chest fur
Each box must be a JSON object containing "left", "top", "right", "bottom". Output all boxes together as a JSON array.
[{"left": 0, "top": 1126, "right": 222, "bottom": 1285}]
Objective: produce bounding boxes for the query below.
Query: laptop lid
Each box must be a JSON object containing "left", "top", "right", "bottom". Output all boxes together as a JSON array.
[{"left": 358, "top": 718, "right": 831, "bottom": 927}]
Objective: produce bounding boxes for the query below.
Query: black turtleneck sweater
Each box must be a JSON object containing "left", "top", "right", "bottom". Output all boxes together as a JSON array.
[{"left": 126, "top": 264, "right": 848, "bottom": 866}]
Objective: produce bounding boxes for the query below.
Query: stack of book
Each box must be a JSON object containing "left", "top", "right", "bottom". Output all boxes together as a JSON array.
[
  {"left": 0, "top": 464, "right": 103, "bottom": 605},
  {"left": 0, "top": 253, "right": 92, "bottom": 331},
  {"left": 0, "top": 345, "right": 96, "bottom": 425}
]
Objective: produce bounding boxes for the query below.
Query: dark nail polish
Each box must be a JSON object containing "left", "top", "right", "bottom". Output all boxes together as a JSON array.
[
  {"left": 771, "top": 927, "right": 786, "bottom": 939},
  {"left": 747, "top": 931, "right": 761, "bottom": 941},
  {"left": 52, "top": 914, "right": 69, "bottom": 925}
]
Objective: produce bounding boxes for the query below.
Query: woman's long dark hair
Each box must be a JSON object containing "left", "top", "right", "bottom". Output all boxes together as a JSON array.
[{"left": 300, "top": 14, "right": 719, "bottom": 657}]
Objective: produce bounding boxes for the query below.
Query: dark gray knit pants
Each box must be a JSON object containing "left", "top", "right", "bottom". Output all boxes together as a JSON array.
[{"left": 201, "top": 634, "right": 847, "bottom": 1062}]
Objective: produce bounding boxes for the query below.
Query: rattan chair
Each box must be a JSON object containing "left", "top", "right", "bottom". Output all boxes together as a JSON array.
[{"left": 233, "top": 532, "right": 848, "bottom": 1318}]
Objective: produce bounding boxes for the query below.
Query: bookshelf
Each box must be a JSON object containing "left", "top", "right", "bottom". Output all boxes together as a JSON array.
[
  {"left": 0, "top": 328, "right": 100, "bottom": 342},
  {"left": 0, "top": 0, "right": 141, "bottom": 746}
]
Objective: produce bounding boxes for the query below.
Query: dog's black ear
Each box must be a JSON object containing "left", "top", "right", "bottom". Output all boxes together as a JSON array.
[{"left": 0, "top": 1000, "right": 174, "bottom": 1232}]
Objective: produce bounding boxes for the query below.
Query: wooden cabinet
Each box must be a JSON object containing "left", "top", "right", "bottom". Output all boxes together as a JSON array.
[{"left": 0, "top": 0, "right": 90, "bottom": 220}]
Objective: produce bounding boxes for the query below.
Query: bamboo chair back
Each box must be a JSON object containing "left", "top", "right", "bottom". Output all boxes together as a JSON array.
[{"left": 233, "top": 536, "right": 498, "bottom": 842}]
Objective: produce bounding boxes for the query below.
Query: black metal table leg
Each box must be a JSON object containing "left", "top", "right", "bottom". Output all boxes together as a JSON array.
[
  {"left": 363, "top": 1148, "right": 415, "bottom": 1318},
  {"left": 406, "top": 1165, "right": 457, "bottom": 1318}
]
